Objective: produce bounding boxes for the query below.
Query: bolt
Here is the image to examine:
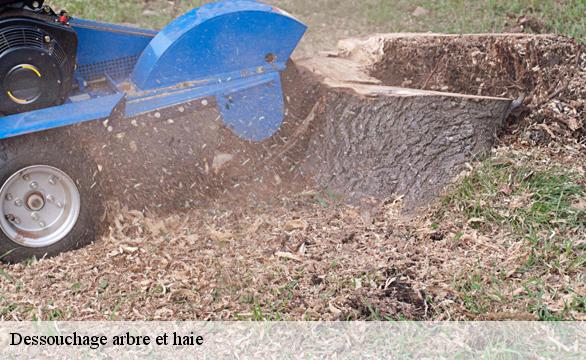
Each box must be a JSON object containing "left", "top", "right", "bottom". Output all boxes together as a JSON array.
[
  {"left": 30, "top": 181, "right": 39, "bottom": 189},
  {"left": 44, "top": 35, "right": 51, "bottom": 43},
  {"left": 26, "top": 192, "right": 45, "bottom": 211},
  {"left": 31, "top": 212, "right": 40, "bottom": 221},
  {"left": 32, "top": 1, "right": 40, "bottom": 8},
  {"left": 14, "top": 199, "right": 23, "bottom": 207},
  {"left": 5, "top": 193, "right": 13, "bottom": 201},
  {"left": 56, "top": 201, "right": 64, "bottom": 209},
  {"left": 22, "top": 174, "right": 30, "bottom": 181},
  {"left": 15, "top": 234, "right": 24, "bottom": 242},
  {"left": 49, "top": 176, "right": 58, "bottom": 185},
  {"left": 14, "top": 217, "right": 21, "bottom": 225},
  {"left": 46, "top": 195, "right": 55, "bottom": 203},
  {"left": 39, "top": 221, "right": 46, "bottom": 228}
]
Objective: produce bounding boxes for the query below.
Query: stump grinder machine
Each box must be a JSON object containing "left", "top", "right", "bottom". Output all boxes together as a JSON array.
[{"left": 0, "top": 0, "right": 306, "bottom": 261}]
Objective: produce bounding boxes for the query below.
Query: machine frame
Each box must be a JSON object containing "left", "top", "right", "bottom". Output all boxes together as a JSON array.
[{"left": 0, "top": 0, "right": 306, "bottom": 141}]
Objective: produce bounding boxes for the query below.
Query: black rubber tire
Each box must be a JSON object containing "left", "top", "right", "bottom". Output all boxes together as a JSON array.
[{"left": 0, "top": 132, "right": 103, "bottom": 263}]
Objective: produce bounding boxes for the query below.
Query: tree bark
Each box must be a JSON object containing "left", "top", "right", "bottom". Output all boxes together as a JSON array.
[{"left": 288, "top": 34, "right": 516, "bottom": 209}]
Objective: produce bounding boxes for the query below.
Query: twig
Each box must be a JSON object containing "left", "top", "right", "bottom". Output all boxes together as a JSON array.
[
  {"left": 265, "top": 102, "right": 319, "bottom": 164},
  {"left": 421, "top": 52, "right": 446, "bottom": 89}
]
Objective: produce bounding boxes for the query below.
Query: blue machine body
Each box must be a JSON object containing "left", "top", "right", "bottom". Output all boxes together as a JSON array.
[{"left": 0, "top": 0, "right": 306, "bottom": 142}]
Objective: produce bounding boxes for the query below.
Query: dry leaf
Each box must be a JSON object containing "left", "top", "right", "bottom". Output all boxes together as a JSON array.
[
  {"left": 411, "top": 6, "right": 429, "bottom": 17},
  {"left": 275, "top": 251, "right": 303, "bottom": 262},
  {"left": 283, "top": 219, "right": 307, "bottom": 232},
  {"left": 467, "top": 218, "right": 485, "bottom": 225},
  {"left": 212, "top": 153, "right": 234, "bottom": 174},
  {"left": 207, "top": 227, "right": 233, "bottom": 242},
  {"left": 329, "top": 301, "right": 342, "bottom": 315},
  {"left": 572, "top": 198, "right": 586, "bottom": 210},
  {"left": 512, "top": 288, "right": 527, "bottom": 296}
]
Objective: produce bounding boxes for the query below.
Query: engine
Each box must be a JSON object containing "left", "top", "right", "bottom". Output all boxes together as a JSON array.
[{"left": 0, "top": 0, "right": 77, "bottom": 115}]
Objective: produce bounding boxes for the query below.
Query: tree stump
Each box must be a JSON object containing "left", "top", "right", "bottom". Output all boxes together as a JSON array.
[{"left": 288, "top": 34, "right": 521, "bottom": 209}]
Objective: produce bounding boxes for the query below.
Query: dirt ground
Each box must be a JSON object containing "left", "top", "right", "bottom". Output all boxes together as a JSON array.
[{"left": 0, "top": 2, "right": 584, "bottom": 321}]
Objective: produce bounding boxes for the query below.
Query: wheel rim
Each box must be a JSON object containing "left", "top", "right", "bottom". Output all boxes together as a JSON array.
[{"left": 0, "top": 165, "right": 81, "bottom": 248}]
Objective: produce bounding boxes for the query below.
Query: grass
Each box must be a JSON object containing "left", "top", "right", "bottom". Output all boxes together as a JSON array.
[
  {"left": 236, "top": 280, "right": 300, "bottom": 320},
  {"left": 235, "top": 299, "right": 286, "bottom": 321},
  {"left": 49, "top": 0, "right": 144, "bottom": 24},
  {"left": 443, "top": 160, "right": 585, "bottom": 237},
  {"left": 363, "top": 0, "right": 585, "bottom": 42},
  {"left": 436, "top": 155, "right": 585, "bottom": 319},
  {"left": 49, "top": 0, "right": 585, "bottom": 43},
  {"left": 49, "top": 0, "right": 207, "bottom": 29}
]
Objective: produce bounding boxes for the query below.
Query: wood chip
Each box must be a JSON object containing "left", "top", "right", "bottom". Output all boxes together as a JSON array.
[{"left": 275, "top": 251, "right": 303, "bottom": 262}]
